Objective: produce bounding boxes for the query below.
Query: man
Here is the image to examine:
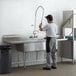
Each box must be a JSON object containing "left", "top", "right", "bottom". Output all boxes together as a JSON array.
[{"left": 39, "top": 15, "right": 58, "bottom": 70}]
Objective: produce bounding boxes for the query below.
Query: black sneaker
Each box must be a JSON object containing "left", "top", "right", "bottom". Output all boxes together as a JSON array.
[
  {"left": 51, "top": 66, "right": 57, "bottom": 69},
  {"left": 43, "top": 67, "right": 51, "bottom": 70}
]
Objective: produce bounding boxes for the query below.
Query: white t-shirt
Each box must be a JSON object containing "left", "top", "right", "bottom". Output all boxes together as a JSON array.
[{"left": 43, "top": 23, "right": 58, "bottom": 37}]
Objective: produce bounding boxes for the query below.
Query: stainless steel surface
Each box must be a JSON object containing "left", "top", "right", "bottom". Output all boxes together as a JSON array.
[
  {"left": 59, "top": 40, "right": 73, "bottom": 59},
  {"left": 2, "top": 35, "right": 45, "bottom": 44},
  {"left": 3, "top": 38, "right": 45, "bottom": 44},
  {"left": 60, "top": 12, "right": 73, "bottom": 38},
  {"left": 59, "top": 11, "right": 76, "bottom": 64},
  {"left": 2, "top": 35, "right": 46, "bottom": 52}
]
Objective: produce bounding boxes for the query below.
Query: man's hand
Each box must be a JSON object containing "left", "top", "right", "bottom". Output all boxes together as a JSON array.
[
  {"left": 39, "top": 23, "right": 42, "bottom": 27},
  {"left": 39, "top": 23, "right": 43, "bottom": 31}
]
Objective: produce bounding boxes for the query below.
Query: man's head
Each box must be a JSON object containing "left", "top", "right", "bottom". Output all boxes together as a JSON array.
[{"left": 45, "top": 15, "right": 53, "bottom": 23}]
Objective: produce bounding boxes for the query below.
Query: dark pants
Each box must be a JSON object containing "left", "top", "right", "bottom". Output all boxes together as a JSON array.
[{"left": 46, "top": 37, "right": 57, "bottom": 67}]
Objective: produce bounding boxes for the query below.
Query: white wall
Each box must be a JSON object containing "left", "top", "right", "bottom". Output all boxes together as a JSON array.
[{"left": 0, "top": 0, "right": 76, "bottom": 41}]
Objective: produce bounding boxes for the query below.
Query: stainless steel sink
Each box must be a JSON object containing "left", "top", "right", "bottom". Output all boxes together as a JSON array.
[
  {"left": 2, "top": 35, "right": 45, "bottom": 44},
  {"left": 2, "top": 34, "right": 46, "bottom": 52}
]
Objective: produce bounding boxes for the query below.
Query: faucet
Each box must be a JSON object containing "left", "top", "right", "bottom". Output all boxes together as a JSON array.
[
  {"left": 33, "top": 6, "right": 44, "bottom": 38},
  {"left": 34, "top": 6, "right": 44, "bottom": 30},
  {"left": 33, "top": 30, "right": 39, "bottom": 38},
  {"left": 30, "top": 6, "right": 44, "bottom": 38}
]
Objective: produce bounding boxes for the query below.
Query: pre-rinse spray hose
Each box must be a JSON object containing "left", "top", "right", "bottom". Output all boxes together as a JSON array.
[{"left": 34, "top": 6, "right": 44, "bottom": 30}]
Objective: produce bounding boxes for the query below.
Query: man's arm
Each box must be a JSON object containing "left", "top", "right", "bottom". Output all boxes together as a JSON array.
[{"left": 39, "top": 23, "right": 43, "bottom": 31}]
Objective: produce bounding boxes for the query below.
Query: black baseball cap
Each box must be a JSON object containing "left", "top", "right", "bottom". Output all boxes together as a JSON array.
[{"left": 45, "top": 15, "right": 53, "bottom": 21}]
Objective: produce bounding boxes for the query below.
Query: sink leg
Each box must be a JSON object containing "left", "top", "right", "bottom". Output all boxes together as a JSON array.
[
  {"left": 72, "top": 59, "right": 74, "bottom": 64},
  {"left": 17, "top": 50, "right": 19, "bottom": 70},
  {"left": 23, "top": 51, "right": 26, "bottom": 69},
  {"left": 36, "top": 51, "right": 38, "bottom": 63},
  {"left": 61, "top": 56, "right": 63, "bottom": 63}
]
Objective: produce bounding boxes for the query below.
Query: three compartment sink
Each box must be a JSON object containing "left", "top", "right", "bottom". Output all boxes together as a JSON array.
[{"left": 2, "top": 35, "right": 46, "bottom": 52}]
